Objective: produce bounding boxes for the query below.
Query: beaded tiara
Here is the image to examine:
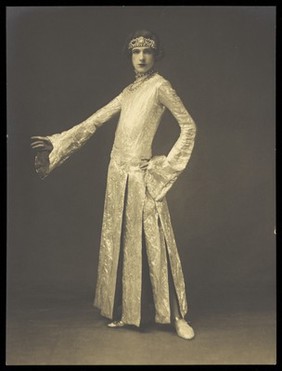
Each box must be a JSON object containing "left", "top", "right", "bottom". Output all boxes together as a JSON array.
[{"left": 128, "top": 36, "right": 156, "bottom": 50}]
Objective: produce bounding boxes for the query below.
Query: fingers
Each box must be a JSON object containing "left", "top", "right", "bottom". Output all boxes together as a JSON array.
[
  {"left": 140, "top": 163, "right": 149, "bottom": 170},
  {"left": 30, "top": 136, "right": 50, "bottom": 141},
  {"left": 31, "top": 140, "right": 46, "bottom": 146},
  {"left": 140, "top": 158, "right": 150, "bottom": 170},
  {"left": 30, "top": 136, "right": 53, "bottom": 151},
  {"left": 31, "top": 143, "right": 48, "bottom": 149},
  {"left": 31, "top": 140, "right": 51, "bottom": 147}
]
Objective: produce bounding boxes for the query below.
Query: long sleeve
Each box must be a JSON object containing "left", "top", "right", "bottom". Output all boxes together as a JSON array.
[
  {"left": 145, "top": 80, "right": 196, "bottom": 201},
  {"left": 35, "top": 94, "right": 122, "bottom": 179}
]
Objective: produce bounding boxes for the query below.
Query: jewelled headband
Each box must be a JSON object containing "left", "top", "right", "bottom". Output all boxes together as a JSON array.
[{"left": 128, "top": 36, "right": 156, "bottom": 50}]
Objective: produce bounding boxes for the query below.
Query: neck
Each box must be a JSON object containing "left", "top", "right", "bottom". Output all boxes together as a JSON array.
[{"left": 134, "top": 68, "right": 155, "bottom": 80}]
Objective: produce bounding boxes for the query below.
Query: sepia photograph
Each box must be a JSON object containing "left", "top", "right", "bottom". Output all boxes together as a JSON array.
[{"left": 6, "top": 6, "right": 276, "bottom": 365}]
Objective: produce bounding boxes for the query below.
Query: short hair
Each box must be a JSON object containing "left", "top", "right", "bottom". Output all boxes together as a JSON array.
[{"left": 123, "top": 29, "right": 164, "bottom": 61}]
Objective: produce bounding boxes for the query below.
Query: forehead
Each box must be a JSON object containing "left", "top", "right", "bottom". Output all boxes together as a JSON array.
[{"left": 132, "top": 46, "right": 153, "bottom": 52}]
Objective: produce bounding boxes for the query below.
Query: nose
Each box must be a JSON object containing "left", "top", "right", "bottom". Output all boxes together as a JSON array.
[{"left": 139, "top": 51, "right": 145, "bottom": 61}]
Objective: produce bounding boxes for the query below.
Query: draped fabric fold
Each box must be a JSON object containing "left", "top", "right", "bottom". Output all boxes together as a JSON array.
[{"left": 33, "top": 73, "right": 196, "bottom": 327}]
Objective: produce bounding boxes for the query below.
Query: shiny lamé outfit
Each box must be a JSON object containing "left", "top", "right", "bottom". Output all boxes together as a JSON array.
[{"left": 35, "top": 72, "right": 196, "bottom": 327}]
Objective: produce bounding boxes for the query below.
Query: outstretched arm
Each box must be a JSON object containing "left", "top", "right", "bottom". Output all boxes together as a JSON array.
[{"left": 31, "top": 94, "right": 122, "bottom": 179}]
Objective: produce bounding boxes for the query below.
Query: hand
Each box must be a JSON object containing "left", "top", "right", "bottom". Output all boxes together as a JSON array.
[
  {"left": 140, "top": 158, "right": 150, "bottom": 170},
  {"left": 30, "top": 136, "right": 53, "bottom": 152}
]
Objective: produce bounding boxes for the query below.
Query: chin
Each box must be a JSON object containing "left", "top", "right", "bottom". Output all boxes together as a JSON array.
[
  {"left": 136, "top": 67, "right": 152, "bottom": 74},
  {"left": 136, "top": 68, "right": 146, "bottom": 73}
]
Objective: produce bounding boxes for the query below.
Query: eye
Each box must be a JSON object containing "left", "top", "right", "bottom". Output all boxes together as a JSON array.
[
  {"left": 132, "top": 49, "right": 140, "bottom": 54},
  {"left": 144, "top": 48, "right": 153, "bottom": 55}
]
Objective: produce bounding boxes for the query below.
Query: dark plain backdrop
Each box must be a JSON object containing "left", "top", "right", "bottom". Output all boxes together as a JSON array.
[{"left": 7, "top": 6, "right": 275, "bottom": 319}]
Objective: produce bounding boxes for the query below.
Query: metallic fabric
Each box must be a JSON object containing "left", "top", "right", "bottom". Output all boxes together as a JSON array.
[
  {"left": 34, "top": 73, "right": 196, "bottom": 327},
  {"left": 35, "top": 94, "right": 122, "bottom": 179}
]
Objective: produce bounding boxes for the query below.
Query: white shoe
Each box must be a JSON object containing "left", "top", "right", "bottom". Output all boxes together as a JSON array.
[
  {"left": 107, "top": 320, "right": 125, "bottom": 328},
  {"left": 175, "top": 318, "right": 195, "bottom": 340}
]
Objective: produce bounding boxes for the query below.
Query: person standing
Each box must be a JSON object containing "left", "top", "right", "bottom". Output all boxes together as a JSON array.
[{"left": 31, "top": 30, "right": 197, "bottom": 340}]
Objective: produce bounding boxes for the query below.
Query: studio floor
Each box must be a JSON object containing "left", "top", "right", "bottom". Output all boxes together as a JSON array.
[{"left": 6, "top": 283, "right": 276, "bottom": 365}]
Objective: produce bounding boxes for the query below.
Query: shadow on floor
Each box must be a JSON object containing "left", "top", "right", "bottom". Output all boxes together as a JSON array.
[{"left": 6, "top": 283, "right": 276, "bottom": 365}]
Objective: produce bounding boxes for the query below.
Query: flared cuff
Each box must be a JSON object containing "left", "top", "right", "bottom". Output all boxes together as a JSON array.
[
  {"left": 34, "top": 150, "right": 52, "bottom": 180},
  {"left": 145, "top": 155, "right": 181, "bottom": 202}
]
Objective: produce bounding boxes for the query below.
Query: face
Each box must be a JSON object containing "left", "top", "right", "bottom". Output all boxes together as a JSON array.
[{"left": 131, "top": 47, "right": 155, "bottom": 74}]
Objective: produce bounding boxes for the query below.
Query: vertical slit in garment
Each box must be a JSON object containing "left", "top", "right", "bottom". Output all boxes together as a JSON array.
[
  {"left": 140, "top": 226, "right": 155, "bottom": 327},
  {"left": 112, "top": 175, "right": 129, "bottom": 320}
]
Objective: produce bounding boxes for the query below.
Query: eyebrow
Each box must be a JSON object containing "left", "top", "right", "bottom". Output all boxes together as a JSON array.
[{"left": 132, "top": 48, "right": 153, "bottom": 52}]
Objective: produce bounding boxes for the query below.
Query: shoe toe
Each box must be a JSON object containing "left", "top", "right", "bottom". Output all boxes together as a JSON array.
[
  {"left": 107, "top": 320, "right": 124, "bottom": 328},
  {"left": 175, "top": 320, "right": 195, "bottom": 340}
]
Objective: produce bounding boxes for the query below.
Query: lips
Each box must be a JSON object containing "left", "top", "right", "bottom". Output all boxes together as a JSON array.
[{"left": 138, "top": 64, "right": 146, "bottom": 67}]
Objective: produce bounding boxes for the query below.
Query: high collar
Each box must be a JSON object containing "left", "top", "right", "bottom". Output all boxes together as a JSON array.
[{"left": 134, "top": 68, "right": 156, "bottom": 81}]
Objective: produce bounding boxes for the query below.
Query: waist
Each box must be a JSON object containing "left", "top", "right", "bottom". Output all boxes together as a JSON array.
[
  {"left": 110, "top": 154, "right": 152, "bottom": 174},
  {"left": 110, "top": 146, "right": 152, "bottom": 165}
]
